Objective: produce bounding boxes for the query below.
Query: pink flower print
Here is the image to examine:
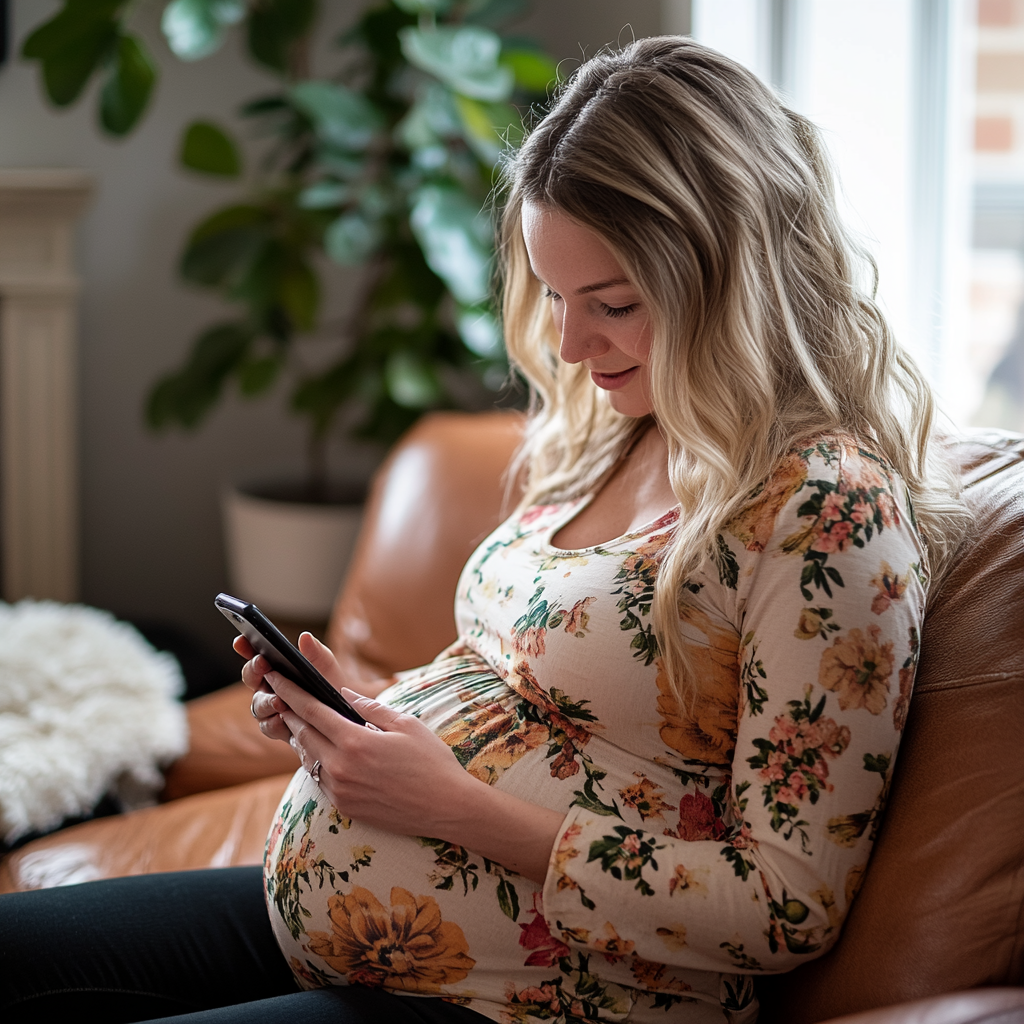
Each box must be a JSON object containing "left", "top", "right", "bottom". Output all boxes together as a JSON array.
[
  {"left": 518, "top": 892, "right": 571, "bottom": 967},
  {"left": 563, "top": 596, "right": 595, "bottom": 637},
  {"left": 850, "top": 502, "right": 873, "bottom": 525},
  {"left": 876, "top": 490, "right": 899, "bottom": 528},
  {"left": 813, "top": 519, "right": 854, "bottom": 554},
  {"left": 520, "top": 504, "right": 561, "bottom": 526},
  {"left": 786, "top": 772, "right": 809, "bottom": 800},
  {"left": 515, "top": 984, "right": 562, "bottom": 1013},
  {"left": 511, "top": 625, "right": 546, "bottom": 659},
  {"left": 759, "top": 750, "right": 789, "bottom": 783},
  {"left": 821, "top": 492, "right": 847, "bottom": 522}
]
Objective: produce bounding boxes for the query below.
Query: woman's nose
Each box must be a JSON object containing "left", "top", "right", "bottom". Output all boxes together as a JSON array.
[{"left": 557, "top": 309, "right": 607, "bottom": 364}]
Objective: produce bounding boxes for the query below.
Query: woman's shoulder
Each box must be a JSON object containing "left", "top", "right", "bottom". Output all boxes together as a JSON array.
[{"left": 723, "top": 431, "right": 911, "bottom": 558}]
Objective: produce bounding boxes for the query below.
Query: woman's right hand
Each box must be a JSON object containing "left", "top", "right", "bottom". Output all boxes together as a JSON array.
[{"left": 234, "top": 632, "right": 346, "bottom": 745}]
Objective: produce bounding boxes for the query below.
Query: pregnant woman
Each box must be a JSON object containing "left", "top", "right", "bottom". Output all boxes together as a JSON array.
[{"left": 1, "top": 35, "right": 967, "bottom": 1024}]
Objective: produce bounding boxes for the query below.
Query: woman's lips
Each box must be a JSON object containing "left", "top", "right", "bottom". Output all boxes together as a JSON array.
[{"left": 590, "top": 366, "right": 640, "bottom": 390}]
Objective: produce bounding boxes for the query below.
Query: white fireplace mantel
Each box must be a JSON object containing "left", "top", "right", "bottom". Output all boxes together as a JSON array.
[{"left": 0, "top": 169, "right": 93, "bottom": 602}]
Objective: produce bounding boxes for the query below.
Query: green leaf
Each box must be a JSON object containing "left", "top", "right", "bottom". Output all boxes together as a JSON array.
[
  {"left": 99, "top": 33, "right": 157, "bottom": 135},
  {"left": 290, "top": 81, "right": 384, "bottom": 151},
  {"left": 463, "top": 0, "right": 528, "bottom": 29},
  {"left": 399, "top": 26, "right": 514, "bottom": 102},
  {"left": 237, "top": 353, "right": 283, "bottom": 395},
  {"left": 457, "top": 307, "right": 501, "bottom": 356},
  {"left": 500, "top": 47, "right": 558, "bottom": 93},
  {"left": 385, "top": 352, "right": 441, "bottom": 409},
  {"left": 180, "top": 205, "right": 272, "bottom": 286},
  {"left": 453, "top": 95, "right": 520, "bottom": 164},
  {"left": 496, "top": 877, "right": 520, "bottom": 921},
  {"left": 180, "top": 121, "right": 242, "bottom": 176},
  {"left": 409, "top": 184, "right": 492, "bottom": 305},
  {"left": 298, "top": 181, "right": 350, "bottom": 209},
  {"left": 278, "top": 259, "right": 319, "bottom": 332},
  {"left": 23, "top": 1, "right": 123, "bottom": 107},
  {"left": 324, "top": 212, "right": 382, "bottom": 266},
  {"left": 247, "top": 0, "right": 317, "bottom": 74},
  {"left": 393, "top": 0, "right": 454, "bottom": 13},
  {"left": 162, "top": 0, "right": 244, "bottom": 61},
  {"left": 397, "top": 82, "right": 462, "bottom": 151},
  {"left": 146, "top": 322, "right": 253, "bottom": 429}
]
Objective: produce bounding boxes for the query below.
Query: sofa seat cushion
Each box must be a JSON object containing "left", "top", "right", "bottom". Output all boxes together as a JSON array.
[
  {"left": 0, "top": 773, "right": 292, "bottom": 894},
  {"left": 820, "top": 988, "right": 1024, "bottom": 1024},
  {"left": 162, "top": 682, "right": 299, "bottom": 800}
]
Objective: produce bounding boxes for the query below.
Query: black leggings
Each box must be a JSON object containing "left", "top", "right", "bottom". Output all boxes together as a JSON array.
[{"left": 0, "top": 867, "right": 487, "bottom": 1023}]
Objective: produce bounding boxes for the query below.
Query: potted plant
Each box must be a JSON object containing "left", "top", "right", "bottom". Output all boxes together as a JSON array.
[{"left": 23, "top": 0, "right": 555, "bottom": 622}]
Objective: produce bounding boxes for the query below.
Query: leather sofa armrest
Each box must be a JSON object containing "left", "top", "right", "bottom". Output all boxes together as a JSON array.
[
  {"left": 161, "top": 682, "right": 299, "bottom": 801},
  {"left": 816, "top": 989, "right": 1024, "bottom": 1024}
]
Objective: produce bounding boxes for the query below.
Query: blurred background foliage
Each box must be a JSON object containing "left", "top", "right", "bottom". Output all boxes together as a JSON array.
[{"left": 23, "top": 0, "right": 557, "bottom": 493}]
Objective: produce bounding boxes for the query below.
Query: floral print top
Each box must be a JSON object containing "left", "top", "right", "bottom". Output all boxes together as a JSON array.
[{"left": 263, "top": 435, "right": 927, "bottom": 1023}]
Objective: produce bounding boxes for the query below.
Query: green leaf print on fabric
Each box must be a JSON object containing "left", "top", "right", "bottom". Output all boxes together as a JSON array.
[
  {"left": 587, "top": 826, "right": 665, "bottom": 896},
  {"left": 611, "top": 532, "right": 672, "bottom": 667},
  {"left": 511, "top": 586, "right": 599, "bottom": 659},
  {"left": 739, "top": 632, "right": 769, "bottom": 717},
  {"left": 780, "top": 444, "right": 902, "bottom": 602},
  {"left": 714, "top": 533, "right": 740, "bottom": 589},
  {"left": 747, "top": 686, "right": 851, "bottom": 851},
  {"left": 419, "top": 837, "right": 522, "bottom": 921},
  {"left": 504, "top": 952, "right": 631, "bottom": 1022},
  {"left": 265, "top": 797, "right": 344, "bottom": 941},
  {"left": 719, "top": 939, "right": 764, "bottom": 971}
]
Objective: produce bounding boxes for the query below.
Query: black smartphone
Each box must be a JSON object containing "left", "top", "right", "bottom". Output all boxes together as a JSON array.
[{"left": 215, "top": 593, "right": 366, "bottom": 726}]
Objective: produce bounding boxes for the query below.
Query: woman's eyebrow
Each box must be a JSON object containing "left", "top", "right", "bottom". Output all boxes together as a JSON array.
[{"left": 575, "top": 277, "right": 630, "bottom": 295}]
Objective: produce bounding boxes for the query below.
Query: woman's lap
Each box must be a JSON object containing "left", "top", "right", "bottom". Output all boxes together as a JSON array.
[{"left": 0, "top": 866, "right": 485, "bottom": 1023}]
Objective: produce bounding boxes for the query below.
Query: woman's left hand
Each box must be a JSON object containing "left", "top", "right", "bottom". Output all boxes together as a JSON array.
[{"left": 266, "top": 670, "right": 476, "bottom": 840}]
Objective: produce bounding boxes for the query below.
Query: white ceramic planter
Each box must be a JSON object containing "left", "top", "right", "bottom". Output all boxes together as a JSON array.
[{"left": 222, "top": 486, "right": 363, "bottom": 620}]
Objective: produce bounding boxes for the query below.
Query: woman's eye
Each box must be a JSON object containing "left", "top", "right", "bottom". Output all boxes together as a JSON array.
[
  {"left": 544, "top": 288, "right": 561, "bottom": 302},
  {"left": 602, "top": 303, "right": 639, "bottom": 319}
]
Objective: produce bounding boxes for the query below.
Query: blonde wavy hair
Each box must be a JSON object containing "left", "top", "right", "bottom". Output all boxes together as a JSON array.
[{"left": 498, "top": 36, "right": 969, "bottom": 702}]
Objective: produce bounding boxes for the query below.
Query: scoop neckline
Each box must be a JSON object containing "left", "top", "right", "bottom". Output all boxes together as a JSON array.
[{"left": 541, "top": 494, "right": 680, "bottom": 555}]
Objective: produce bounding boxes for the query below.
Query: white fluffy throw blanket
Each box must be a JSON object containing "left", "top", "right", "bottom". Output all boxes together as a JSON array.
[{"left": 0, "top": 601, "right": 189, "bottom": 844}]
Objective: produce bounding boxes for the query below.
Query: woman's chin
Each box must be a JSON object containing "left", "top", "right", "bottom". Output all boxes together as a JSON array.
[{"left": 605, "top": 390, "right": 654, "bottom": 418}]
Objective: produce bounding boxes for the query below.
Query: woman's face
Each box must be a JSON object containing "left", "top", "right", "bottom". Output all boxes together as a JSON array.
[{"left": 521, "top": 202, "right": 653, "bottom": 418}]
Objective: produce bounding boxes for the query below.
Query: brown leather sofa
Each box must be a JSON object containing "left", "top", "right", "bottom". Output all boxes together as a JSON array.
[{"left": 1, "top": 412, "right": 1021, "bottom": 1024}]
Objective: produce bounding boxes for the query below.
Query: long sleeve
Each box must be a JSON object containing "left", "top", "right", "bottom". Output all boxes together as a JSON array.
[{"left": 541, "top": 439, "right": 927, "bottom": 979}]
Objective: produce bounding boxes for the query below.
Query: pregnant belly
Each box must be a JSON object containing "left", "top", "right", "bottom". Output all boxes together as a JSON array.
[{"left": 261, "top": 647, "right": 635, "bottom": 1003}]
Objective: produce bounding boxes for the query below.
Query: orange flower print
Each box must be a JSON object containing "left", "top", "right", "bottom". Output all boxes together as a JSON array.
[
  {"left": 727, "top": 451, "right": 808, "bottom": 552},
  {"left": 667, "top": 864, "right": 707, "bottom": 897},
  {"left": 619, "top": 773, "right": 677, "bottom": 822},
  {"left": 305, "top": 887, "right": 475, "bottom": 993},
  {"left": 656, "top": 607, "right": 739, "bottom": 765},
  {"left": 549, "top": 740, "right": 580, "bottom": 779},
  {"left": 869, "top": 560, "right": 908, "bottom": 615},
  {"left": 552, "top": 822, "right": 582, "bottom": 892},
  {"left": 593, "top": 922, "right": 635, "bottom": 963},
  {"left": 819, "top": 624, "right": 894, "bottom": 714},
  {"left": 630, "top": 954, "right": 692, "bottom": 991}
]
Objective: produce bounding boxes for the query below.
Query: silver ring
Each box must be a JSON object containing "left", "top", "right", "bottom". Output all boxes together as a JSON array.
[
  {"left": 250, "top": 694, "right": 259, "bottom": 719},
  {"left": 309, "top": 759, "right": 321, "bottom": 783}
]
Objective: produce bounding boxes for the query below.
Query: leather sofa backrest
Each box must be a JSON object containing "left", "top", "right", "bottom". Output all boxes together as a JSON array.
[
  {"left": 326, "top": 411, "right": 525, "bottom": 676},
  {"left": 328, "top": 418, "right": 1024, "bottom": 1019}
]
